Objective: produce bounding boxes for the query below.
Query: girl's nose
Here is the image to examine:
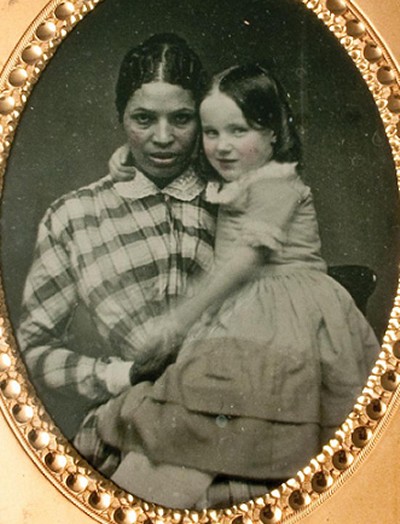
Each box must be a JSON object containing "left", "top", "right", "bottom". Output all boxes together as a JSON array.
[
  {"left": 152, "top": 120, "right": 174, "bottom": 146},
  {"left": 216, "top": 135, "right": 233, "bottom": 154}
]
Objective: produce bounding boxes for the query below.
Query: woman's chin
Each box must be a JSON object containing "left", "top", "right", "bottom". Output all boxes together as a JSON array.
[{"left": 142, "top": 157, "right": 189, "bottom": 180}]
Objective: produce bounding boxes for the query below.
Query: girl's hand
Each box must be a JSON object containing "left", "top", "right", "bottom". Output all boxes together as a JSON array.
[{"left": 130, "top": 315, "right": 185, "bottom": 384}]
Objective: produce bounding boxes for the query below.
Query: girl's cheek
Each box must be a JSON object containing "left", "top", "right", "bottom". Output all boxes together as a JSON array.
[
  {"left": 241, "top": 144, "right": 258, "bottom": 158},
  {"left": 203, "top": 140, "right": 214, "bottom": 157}
]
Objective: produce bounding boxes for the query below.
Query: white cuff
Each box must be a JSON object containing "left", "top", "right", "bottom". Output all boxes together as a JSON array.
[{"left": 104, "top": 358, "right": 134, "bottom": 396}]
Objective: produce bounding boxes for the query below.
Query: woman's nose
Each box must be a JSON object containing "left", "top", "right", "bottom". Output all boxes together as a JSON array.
[{"left": 152, "top": 120, "right": 174, "bottom": 146}]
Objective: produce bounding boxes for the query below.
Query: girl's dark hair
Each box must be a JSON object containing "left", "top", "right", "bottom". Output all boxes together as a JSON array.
[
  {"left": 116, "top": 33, "right": 207, "bottom": 122},
  {"left": 208, "top": 64, "right": 301, "bottom": 163}
]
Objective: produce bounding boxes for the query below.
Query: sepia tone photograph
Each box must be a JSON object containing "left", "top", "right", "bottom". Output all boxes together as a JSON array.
[{"left": 1, "top": 0, "right": 399, "bottom": 511}]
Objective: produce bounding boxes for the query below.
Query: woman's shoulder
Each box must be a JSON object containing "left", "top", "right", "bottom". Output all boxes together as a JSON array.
[
  {"left": 47, "top": 174, "right": 114, "bottom": 217},
  {"left": 46, "top": 145, "right": 130, "bottom": 219},
  {"left": 38, "top": 174, "right": 114, "bottom": 240}
]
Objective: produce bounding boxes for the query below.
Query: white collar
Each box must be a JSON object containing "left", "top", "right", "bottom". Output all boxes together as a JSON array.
[{"left": 110, "top": 145, "right": 206, "bottom": 202}]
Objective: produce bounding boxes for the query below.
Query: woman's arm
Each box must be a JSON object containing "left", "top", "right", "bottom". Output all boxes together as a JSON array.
[{"left": 18, "top": 211, "right": 134, "bottom": 404}]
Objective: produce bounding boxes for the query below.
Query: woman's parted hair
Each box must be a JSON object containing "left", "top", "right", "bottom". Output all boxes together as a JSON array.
[
  {"left": 208, "top": 64, "right": 302, "bottom": 163},
  {"left": 116, "top": 33, "right": 208, "bottom": 122}
]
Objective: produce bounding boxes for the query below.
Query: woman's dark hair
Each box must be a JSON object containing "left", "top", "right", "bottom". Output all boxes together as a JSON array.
[
  {"left": 116, "top": 33, "right": 207, "bottom": 122},
  {"left": 208, "top": 64, "right": 301, "bottom": 163}
]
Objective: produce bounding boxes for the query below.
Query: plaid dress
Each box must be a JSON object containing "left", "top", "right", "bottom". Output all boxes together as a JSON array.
[{"left": 17, "top": 145, "right": 216, "bottom": 441}]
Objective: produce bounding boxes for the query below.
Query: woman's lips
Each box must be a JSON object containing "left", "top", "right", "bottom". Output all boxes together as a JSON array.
[{"left": 149, "top": 152, "right": 178, "bottom": 166}]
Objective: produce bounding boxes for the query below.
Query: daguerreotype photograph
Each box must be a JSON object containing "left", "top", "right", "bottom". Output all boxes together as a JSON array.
[{"left": 1, "top": 0, "right": 399, "bottom": 511}]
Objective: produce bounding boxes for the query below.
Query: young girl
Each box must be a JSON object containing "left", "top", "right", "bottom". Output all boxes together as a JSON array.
[{"left": 93, "top": 64, "right": 380, "bottom": 508}]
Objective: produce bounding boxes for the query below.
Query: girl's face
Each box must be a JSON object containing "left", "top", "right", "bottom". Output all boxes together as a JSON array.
[
  {"left": 123, "top": 82, "right": 198, "bottom": 179},
  {"left": 200, "top": 91, "right": 275, "bottom": 182}
]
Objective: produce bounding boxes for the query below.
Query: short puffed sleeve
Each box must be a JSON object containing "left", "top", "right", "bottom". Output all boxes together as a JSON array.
[{"left": 240, "top": 176, "right": 309, "bottom": 251}]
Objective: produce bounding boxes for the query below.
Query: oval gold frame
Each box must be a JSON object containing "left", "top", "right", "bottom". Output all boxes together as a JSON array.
[{"left": 1, "top": 0, "right": 400, "bottom": 522}]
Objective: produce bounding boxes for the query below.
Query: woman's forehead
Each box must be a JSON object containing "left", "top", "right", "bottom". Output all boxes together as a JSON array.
[{"left": 126, "top": 82, "right": 196, "bottom": 112}]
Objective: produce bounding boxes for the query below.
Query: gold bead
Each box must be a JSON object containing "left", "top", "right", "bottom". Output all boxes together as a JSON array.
[
  {"left": 288, "top": 490, "right": 310, "bottom": 510},
  {"left": 45, "top": 452, "right": 67, "bottom": 472},
  {"left": 0, "top": 96, "right": 16, "bottom": 115},
  {"left": 1, "top": 379, "right": 21, "bottom": 398},
  {"left": 114, "top": 507, "right": 138, "bottom": 524},
  {"left": 366, "top": 398, "right": 386, "bottom": 420},
  {"left": 326, "top": 0, "right": 347, "bottom": 15},
  {"left": 351, "top": 426, "right": 372, "bottom": 448},
  {"left": 9, "top": 68, "right": 28, "bottom": 87},
  {"left": 388, "top": 93, "right": 400, "bottom": 114},
  {"left": 311, "top": 471, "right": 333, "bottom": 493},
  {"left": 36, "top": 21, "right": 57, "bottom": 41},
  {"left": 332, "top": 449, "right": 353, "bottom": 470},
  {"left": 66, "top": 473, "right": 88, "bottom": 492},
  {"left": 89, "top": 491, "right": 111, "bottom": 510},
  {"left": 381, "top": 369, "right": 400, "bottom": 390},
  {"left": 363, "top": 41, "right": 383, "bottom": 62},
  {"left": 377, "top": 66, "right": 396, "bottom": 85},
  {"left": 12, "top": 403, "right": 34, "bottom": 423},
  {"left": 231, "top": 517, "right": 244, "bottom": 524},
  {"left": 346, "top": 19, "right": 366, "bottom": 38},
  {"left": 259, "top": 505, "right": 282, "bottom": 524},
  {"left": 22, "top": 44, "right": 43, "bottom": 64},
  {"left": 55, "top": 2, "right": 75, "bottom": 20},
  {"left": 28, "top": 429, "right": 50, "bottom": 449},
  {"left": 0, "top": 352, "right": 11, "bottom": 371},
  {"left": 393, "top": 339, "right": 400, "bottom": 359}
]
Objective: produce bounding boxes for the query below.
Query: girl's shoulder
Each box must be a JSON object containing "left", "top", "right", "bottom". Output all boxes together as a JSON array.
[
  {"left": 247, "top": 162, "right": 310, "bottom": 200},
  {"left": 204, "top": 162, "right": 310, "bottom": 207}
]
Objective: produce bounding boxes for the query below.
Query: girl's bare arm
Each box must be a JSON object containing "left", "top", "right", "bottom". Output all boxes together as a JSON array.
[{"left": 173, "top": 245, "right": 266, "bottom": 334}]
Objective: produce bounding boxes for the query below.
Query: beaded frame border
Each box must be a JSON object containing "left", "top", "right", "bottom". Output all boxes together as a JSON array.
[{"left": 0, "top": 0, "right": 400, "bottom": 523}]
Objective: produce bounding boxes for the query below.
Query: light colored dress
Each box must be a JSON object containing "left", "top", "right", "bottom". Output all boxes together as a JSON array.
[{"left": 105, "top": 162, "right": 380, "bottom": 483}]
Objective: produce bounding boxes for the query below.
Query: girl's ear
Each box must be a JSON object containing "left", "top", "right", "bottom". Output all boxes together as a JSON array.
[{"left": 271, "top": 132, "right": 277, "bottom": 144}]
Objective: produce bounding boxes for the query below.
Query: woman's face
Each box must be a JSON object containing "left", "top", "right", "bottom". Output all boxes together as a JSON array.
[
  {"left": 123, "top": 82, "right": 198, "bottom": 179},
  {"left": 200, "top": 91, "right": 275, "bottom": 182}
]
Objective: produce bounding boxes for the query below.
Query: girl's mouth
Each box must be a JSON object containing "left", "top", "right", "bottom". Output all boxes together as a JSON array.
[{"left": 216, "top": 158, "right": 238, "bottom": 169}]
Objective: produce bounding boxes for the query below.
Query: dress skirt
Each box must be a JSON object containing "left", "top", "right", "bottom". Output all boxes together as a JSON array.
[{"left": 111, "top": 268, "right": 380, "bottom": 480}]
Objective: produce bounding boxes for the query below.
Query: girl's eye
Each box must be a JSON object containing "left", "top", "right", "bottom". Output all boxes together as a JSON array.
[
  {"left": 232, "top": 127, "right": 248, "bottom": 136},
  {"left": 203, "top": 129, "right": 218, "bottom": 138}
]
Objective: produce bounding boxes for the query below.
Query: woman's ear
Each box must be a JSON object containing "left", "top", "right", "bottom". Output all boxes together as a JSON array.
[{"left": 271, "top": 132, "right": 277, "bottom": 144}]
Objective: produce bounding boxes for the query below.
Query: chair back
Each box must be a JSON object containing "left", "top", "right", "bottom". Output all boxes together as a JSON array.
[{"left": 327, "top": 265, "right": 377, "bottom": 315}]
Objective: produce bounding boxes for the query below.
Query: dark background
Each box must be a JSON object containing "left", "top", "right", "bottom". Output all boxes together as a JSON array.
[{"left": 1, "top": 0, "right": 399, "bottom": 340}]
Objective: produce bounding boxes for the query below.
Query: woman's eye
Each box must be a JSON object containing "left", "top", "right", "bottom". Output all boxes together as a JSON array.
[
  {"left": 131, "top": 114, "right": 153, "bottom": 125},
  {"left": 172, "top": 113, "right": 194, "bottom": 126}
]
